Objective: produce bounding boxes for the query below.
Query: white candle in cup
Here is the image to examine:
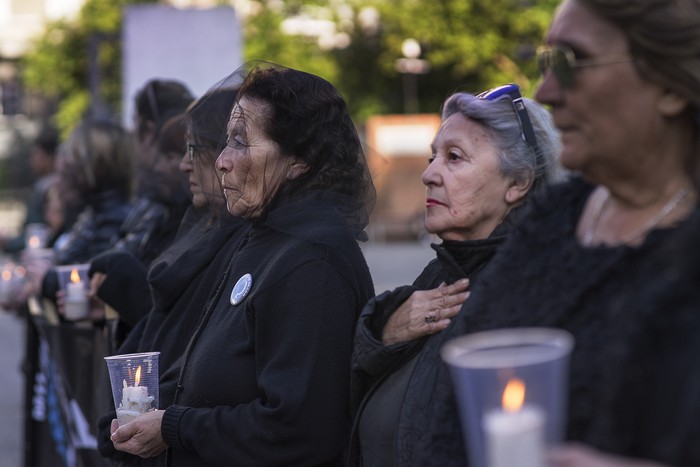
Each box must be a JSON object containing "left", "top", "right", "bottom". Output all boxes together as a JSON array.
[
  {"left": 117, "top": 366, "right": 154, "bottom": 425},
  {"left": 483, "top": 378, "right": 545, "bottom": 467},
  {"left": 63, "top": 267, "right": 88, "bottom": 320}
]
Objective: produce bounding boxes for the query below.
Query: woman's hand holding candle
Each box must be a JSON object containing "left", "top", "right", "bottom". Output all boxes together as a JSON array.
[{"left": 111, "top": 409, "right": 167, "bottom": 458}]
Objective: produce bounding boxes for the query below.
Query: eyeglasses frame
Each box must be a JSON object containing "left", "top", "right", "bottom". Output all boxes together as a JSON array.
[{"left": 537, "top": 45, "right": 633, "bottom": 88}]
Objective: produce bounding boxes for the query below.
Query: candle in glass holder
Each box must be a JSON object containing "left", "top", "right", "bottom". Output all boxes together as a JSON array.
[
  {"left": 63, "top": 267, "right": 88, "bottom": 320},
  {"left": 117, "top": 366, "right": 154, "bottom": 425},
  {"left": 483, "top": 378, "right": 545, "bottom": 467}
]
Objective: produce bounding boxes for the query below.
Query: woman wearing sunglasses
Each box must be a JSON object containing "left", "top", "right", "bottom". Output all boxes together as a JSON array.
[
  {"left": 417, "top": 0, "right": 700, "bottom": 466},
  {"left": 348, "top": 84, "right": 564, "bottom": 466}
]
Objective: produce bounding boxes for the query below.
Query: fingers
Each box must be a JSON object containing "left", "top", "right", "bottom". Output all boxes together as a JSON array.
[
  {"left": 381, "top": 278, "right": 472, "bottom": 345},
  {"left": 438, "top": 278, "right": 470, "bottom": 295}
]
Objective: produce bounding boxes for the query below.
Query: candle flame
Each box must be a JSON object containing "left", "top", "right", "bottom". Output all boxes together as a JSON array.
[
  {"left": 135, "top": 366, "right": 142, "bottom": 386},
  {"left": 28, "top": 236, "right": 40, "bottom": 248},
  {"left": 70, "top": 268, "right": 81, "bottom": 284},
  {"left": 502, "top": 378, "right": 526, "bottom": 412},
  {"left": 1, "top": 270, "right": 10, "bottom": 281}
]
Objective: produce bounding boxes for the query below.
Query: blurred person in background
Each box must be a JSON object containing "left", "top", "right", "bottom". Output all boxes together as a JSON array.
[
  {"left": 349, "top": 84, "right": 565, "bottom": 466},
  {"left": 0, "top": 124, "right": 59, "bottom": 253},
  {"left": 39, "top": 119, "right": 133, "bottom": 315},
  {"left": 111, "top": 79, "right": 194, "bottom": 266},
  {"left": 52, "top": 119, "right": 133, "bottom": 266}
]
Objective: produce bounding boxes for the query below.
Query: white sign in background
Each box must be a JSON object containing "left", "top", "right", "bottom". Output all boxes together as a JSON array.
[{"left": 122, "top": 5, "right": 243, "bottom": 129}]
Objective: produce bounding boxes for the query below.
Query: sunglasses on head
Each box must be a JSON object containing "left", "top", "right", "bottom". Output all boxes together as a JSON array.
[
  {"left": 537, "top": 45, "right": 633, "bottom": 88},
  {"left": 477, "top": 83, "right": 540, "bottom": 159}
]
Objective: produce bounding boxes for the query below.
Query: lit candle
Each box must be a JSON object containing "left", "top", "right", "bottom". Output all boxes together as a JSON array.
[
  {"left": 27, "top": 235, "right": 41, "bottom": 249},
  {"left": 483, "top": 378, "right": 545, "bottom": 467},
  {"left": 63, "top": 267, "right": 88, "bottom": 320},
  {"left": 117, "top": 366, "right": 154, "bottom": 425},
  {"left": 0, "top": 268, "right": 12, "bottom": 303}
]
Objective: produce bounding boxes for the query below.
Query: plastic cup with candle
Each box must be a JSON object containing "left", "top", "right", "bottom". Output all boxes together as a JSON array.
[
  {"left": 0, "top": 262, "right": 13, "bottom": 304},
  {"left": 56, "top": 264, "right": 90, "bottom": 320},
  {"left": 24, "top": 223, "right": 51, "bottom": 249},
  {"left": 20, "top": 248, "right": 54, "bottom": 297},
  {"left": 441, "top": 328, "right": 574, "bottom": 467},
  {"left": 104, "top": 352, "right": 160, "bottom": 426}
]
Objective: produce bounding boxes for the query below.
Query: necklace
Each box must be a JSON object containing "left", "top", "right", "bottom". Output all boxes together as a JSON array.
[{"left": 582, "top": 185, "right": 692, "bottom": 246}]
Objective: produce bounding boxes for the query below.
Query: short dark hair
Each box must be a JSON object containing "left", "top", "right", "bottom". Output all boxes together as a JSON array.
[
  {"left": 135, "top": 79, "right": 194, "bottom": 137},
  {"left": 34, "top": 124, "right": 59, "bottom": 156}
]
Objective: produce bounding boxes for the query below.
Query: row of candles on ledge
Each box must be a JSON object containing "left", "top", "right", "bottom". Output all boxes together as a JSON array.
[{"left": 0, "top": 222, "right": 90, "bottom": 320}]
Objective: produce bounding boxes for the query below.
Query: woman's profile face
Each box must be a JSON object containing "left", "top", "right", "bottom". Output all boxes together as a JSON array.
[
  {"left": 535, "top": 0, "right": 670, "bottom": 182},
  {"left": 421, "top": 113, "right": 516, "bottom": 241},
  {"left": 180, "top": 143, "right": 223, "bottom": 210},
  {"left": 215, "top": 96, "right": 290, "bottom": 219}
]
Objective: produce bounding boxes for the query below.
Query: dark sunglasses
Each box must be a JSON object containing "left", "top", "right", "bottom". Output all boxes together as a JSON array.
[
  {"left": 477, "top": 83, "right": 540, "bottom": 159},
  {"left": 537, "top": 45, "right": 632, "bottom": 88}
]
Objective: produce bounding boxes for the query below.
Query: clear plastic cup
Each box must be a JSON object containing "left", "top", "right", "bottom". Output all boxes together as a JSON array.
[
  {"left": 104, "top": 352, "right": 160, "bottom": 426},
  {"left": 56, "top": 264, "right": 90, "bottom": 320},
  {"left": 441, "top": 328, "right": 574, "bottom": 467}
]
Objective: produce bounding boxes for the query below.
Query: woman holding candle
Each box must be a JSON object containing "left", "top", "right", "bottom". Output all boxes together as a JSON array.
[
  {"left": 349, "top": 85, "right": 564, "bottom": 466},
  {"left": 109, "top": 64, "right": 375, "bottom": 466},
  {"left": 93, "top": 88, "right": 253, "bottom": 465},
  {"left": 419, "top": 0, "right": 700, "bottom": 466}
]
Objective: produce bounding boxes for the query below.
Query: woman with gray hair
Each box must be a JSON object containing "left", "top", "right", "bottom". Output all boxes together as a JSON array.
[{"left": 349, "top": 83, "right": 564, "bottom": 466}]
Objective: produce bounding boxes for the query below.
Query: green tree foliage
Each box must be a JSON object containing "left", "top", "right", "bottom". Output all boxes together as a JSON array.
[
  {"left": 21, "top": 0, "right": 156, "bottom": 138},
  {"left": 243, "top": 0, "right": 559, "bottom": 119},
  {"left": 22, "top": 0, "right": 558, "bottom": 136}
]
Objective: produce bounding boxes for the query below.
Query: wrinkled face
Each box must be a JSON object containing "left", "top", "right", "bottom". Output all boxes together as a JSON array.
[
  {"left": 422, "top": 113, "right": 514, "bottom": 241},
  {"left": 215, "top": 97, "right": 291, "bottom": 219},
  {"left": 179, "top": 141, "right": 223, "bottom": 210},
  {"left": 535, "top": 0, "right": 669, "bottom": 182}
]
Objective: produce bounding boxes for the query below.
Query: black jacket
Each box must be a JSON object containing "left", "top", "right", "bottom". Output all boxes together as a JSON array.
[
  {"left": 158, "top": 198, "right": 375, "bottom": 467},
  {"left": 54, "top": 189, "right": 132, "bottom": 265},
  {"left": 111, "top": 196, "right": 191, "bottom": 267},
  {"left": 95, "top": 210, "right": 250, "bottom": 465},
  {"left": 350, "top": 231, "right": 506, "bottom": 466}
]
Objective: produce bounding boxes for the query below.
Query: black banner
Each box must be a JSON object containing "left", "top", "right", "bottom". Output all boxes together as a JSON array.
[{"left": 24, "top": 312, "right": 114, "bottom": 467}]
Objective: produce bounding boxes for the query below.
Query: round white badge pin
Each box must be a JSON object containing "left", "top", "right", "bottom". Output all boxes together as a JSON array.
[{"left": 230, "top": 273, "right": 253, "bottom": 305}]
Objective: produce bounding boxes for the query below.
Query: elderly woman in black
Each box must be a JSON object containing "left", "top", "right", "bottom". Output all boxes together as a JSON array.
[
  {"left": 350, "top": 84, "right": 564, "bottom": 466},
  {"left": 109, "top": 64, "right": 375, "bottom": 466}
]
